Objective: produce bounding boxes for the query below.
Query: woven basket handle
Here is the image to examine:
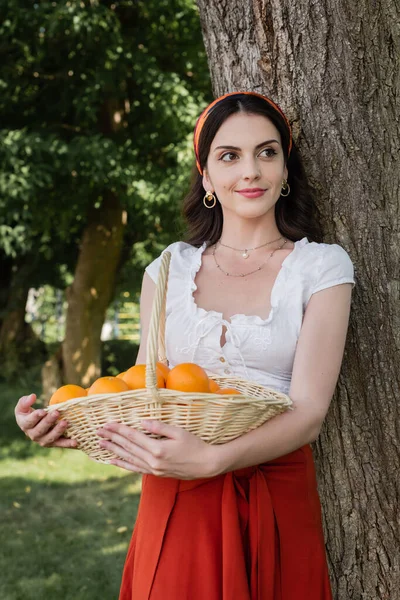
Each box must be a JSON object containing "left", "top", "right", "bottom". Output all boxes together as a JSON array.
[{"left": 145, "top": 251, "right": 171, "bottom": 400}]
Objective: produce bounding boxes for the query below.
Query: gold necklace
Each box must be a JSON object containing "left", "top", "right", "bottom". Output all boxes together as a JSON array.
[
  {"left": 212, "top": 238, "right": 288, "bottom": 277},
  {"left": 218, "top": 235, "right": 283, "bottom": 259}
]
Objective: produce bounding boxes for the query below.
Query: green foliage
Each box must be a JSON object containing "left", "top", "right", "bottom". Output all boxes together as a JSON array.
[
  {"left": 26, "top": 285, "right": 66, "bottom": 342},
  {"left": 102, "top": 339, "right": 139, "bottom": 375},
  {"left": 0, "top": 0, "right": 211, "bottom": 282},
  {"left": 0, "top": 337, "right": 48, "bottom": 383}
]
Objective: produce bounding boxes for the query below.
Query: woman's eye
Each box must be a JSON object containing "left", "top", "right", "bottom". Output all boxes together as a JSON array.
[
  {"left": 259, "top": 148, "right": 277, "bottom": 158},
  {"left": 220, "top": 152, "right": 238, "bottom": 162},
  {"left": 219, "top": 148, "right": 277, "bottom": 162}
]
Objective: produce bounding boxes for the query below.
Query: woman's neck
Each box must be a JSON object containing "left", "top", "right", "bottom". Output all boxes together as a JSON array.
[{"left": 218, "top": 228, "right": 284, "bottom": 250}]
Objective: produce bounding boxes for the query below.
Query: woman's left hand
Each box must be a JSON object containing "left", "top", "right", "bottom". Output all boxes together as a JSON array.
[{"left": 97, "top": 420, "right": 220, "bottom": 480}]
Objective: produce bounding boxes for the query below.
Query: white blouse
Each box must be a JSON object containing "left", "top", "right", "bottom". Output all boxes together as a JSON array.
[{"left": 145, "top": 237, "right": 356, "bottom": 395}]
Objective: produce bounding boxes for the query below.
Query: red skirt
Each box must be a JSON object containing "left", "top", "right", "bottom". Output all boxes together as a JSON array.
[{"left": 119, "top": 444, "right": 333, "bottom": 599}]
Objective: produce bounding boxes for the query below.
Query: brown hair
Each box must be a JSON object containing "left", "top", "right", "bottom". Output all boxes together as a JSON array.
[{"left": 182, "top": 93, "right": 323, "bottom": 246}]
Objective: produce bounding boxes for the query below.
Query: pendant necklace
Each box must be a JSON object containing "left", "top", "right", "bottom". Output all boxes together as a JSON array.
[
  {"left": 218, "top": 235, "right": 283, "bottom": 259},
  {"left": 213, "top": 238, "right": 288, "bottom": 277}
]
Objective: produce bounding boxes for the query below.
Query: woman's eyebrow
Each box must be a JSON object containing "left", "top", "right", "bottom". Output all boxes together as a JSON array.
[{"left": 213, "top": 139, "right": 280, "bottom": 151}]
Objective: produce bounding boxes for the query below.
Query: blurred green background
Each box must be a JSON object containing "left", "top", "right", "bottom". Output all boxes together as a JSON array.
[{"left": 0, "top": 1, "right": 211, "bottom": 598}]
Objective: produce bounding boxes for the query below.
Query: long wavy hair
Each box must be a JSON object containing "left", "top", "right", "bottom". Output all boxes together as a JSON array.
[{"left": 182, "top": 94, "right": 323, "bottom": 246}]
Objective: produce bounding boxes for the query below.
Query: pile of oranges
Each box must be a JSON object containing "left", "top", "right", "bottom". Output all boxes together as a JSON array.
[{"left": 49, "top": 362, "right": 240, "bottom": 405}]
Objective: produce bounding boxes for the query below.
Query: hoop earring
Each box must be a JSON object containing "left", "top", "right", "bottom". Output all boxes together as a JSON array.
[
  {"left": 203, "top": 191, "right": 216, "bottom": 209},
  {"left": 281, "top": 179, "right": 290, "bottom": 197}
]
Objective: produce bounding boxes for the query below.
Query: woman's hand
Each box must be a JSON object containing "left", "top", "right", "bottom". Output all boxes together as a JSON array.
[
  {"left": 97, "top": 420, "right": 220, "bottom": 480},
  {"left": 14, "top": 394, "right": 78, "bottom": 449}
]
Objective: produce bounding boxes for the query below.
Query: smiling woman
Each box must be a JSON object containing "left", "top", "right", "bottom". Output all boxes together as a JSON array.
[
  {"left": 14, "top": 91, "right": 356, "bottom": 600},
  {"left": 202, "top": 112, "right": 288, "bottom": 226},
  {"left": 183, "top": 92, "right": 321, "bottom": 251},
  {"left": 114, "top": 92, "right": 356, "bottom": 599}
]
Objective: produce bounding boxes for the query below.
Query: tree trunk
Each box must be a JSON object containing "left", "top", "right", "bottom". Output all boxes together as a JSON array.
[
  {"left": 0, "top": 263, "right": 30, "bottom": 350},
  {"left": 0, "top": 256, "right": 44, "bottom": 375},
  {"left": 41, "top": 346, "right": 63, "bottom": 404},
  {"left": 196, "top": 1, "right": 399, "bottom": 598},
  {"left": 61, "top": 191, "right": 126, "bottom": 386},
  {"left": 0, "top": 253, "right": 13, "bottom": 330},
  {"left": 60, "top": 96, "right": 128, "bottom": 389}
]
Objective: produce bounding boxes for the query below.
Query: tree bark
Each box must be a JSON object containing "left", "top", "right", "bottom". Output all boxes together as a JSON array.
[
  {"left": 196, "top": 1, "right": 399, "bottom": 598},
  {"left": 41, "top": 346, "right": 63, "bottom": 403},
  {"left": 0, "top": 261, "right": 30, "bottom": 351},
  {"left": 59, "top": 96, "right": 128, "bottom": 388},
  {"left": 61, "top": 192, "right": 126, "bottom": 386},
  {"left": 0, "top": 256, "right": 44, "bottom": 375}
]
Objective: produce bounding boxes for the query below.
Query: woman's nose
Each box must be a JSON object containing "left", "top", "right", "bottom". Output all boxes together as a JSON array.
[{"left": 242, "top": 157, "right": 261, "bottom": 179}]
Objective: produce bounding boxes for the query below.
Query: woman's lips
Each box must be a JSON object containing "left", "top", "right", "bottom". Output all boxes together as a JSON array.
[{"left": 236, "top": 189, "right": 267, "bottom": 198}]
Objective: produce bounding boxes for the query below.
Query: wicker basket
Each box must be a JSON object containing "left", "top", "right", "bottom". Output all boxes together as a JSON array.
[{"left": 45, "top": 251, "right": 293, "bottom": 463}]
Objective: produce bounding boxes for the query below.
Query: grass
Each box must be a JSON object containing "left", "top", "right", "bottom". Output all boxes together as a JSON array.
[{"left": 0, "top": 376, "right": 141, "bottom": 600}]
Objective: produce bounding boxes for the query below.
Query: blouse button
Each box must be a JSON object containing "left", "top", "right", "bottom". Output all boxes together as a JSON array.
[
  {"left": 219, "top": 356, "right": 226, "bottom": 363},
  {"left": 224, "top": 368, "right": 231, "bottom": 375}
]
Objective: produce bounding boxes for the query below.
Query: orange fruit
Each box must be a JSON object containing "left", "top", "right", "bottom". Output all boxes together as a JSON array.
[
  {"left": 166, "top": 363, "right": 210, "bottom": 393},
  {"left": 116, "top": 371, "right": 126, "bottom": 379},
  {"left": 122, "top": 364, "right": 165, "bottom": 389},
  {"left": 156, "top": 362, "right": 170, "bottom": 380},
  {"left": 49, "top": 384, "right": 87, "bottom": 405},
  {"left": 209, "top": 379, "right": 221, "bottom": 393},
  {"left": 87, "top": 376, "right": 130, "bottom": 395},
  {"left": 216, "top": 388, "right": 241, "bottom": 395}
]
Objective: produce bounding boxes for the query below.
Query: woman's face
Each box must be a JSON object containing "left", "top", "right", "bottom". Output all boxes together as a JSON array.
[{"left": 202, "top": 112, "right": 288, "bottom": 220}]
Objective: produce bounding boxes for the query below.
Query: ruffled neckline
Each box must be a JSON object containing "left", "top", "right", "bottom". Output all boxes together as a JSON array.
[{"left": 188, "top": 237, "right": 309, "bottom": 326}]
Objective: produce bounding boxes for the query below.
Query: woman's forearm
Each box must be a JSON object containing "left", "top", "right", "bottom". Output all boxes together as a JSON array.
[{"left": 210, "top": 402, "right": 320, "bottom": 476}]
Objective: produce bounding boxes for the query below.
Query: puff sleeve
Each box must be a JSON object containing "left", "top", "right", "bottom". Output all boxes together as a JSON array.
[
  {"left": 145, "top": 252, "right": 164, "bottom": 284},
  {"left": 144, "top": 241, "right": 193, "bottom": 284},
  {"left": 311, "top": 244, "right": 356, "bottom": 294}
]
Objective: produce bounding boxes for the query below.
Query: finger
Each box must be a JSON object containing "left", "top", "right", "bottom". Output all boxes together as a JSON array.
[
  {"left": 27, "top": 410, "right": 62, "bottom": 440},
  {"left": 108, "top": 457, "right": 149, "bottom": 474},
  {"left": 141, "top": 419, "right": 183, "bottom": 440},
  {"left": 99, "top": 438, "right": 151, "bottom": 472},
  {"left": 98, "top": 427, "right": 157, "bottom": 465},
  {"left": 18, "top": 408, "right": 48, "bottom": 432},
  {"left": 32, "top": 418, "right": 69, "bottom": 446},
  {"left": 100, "top": 423, "right": 159, "bottom": 454},
  {"left": 15, "top": 394, "right": 37, "bottom": 416},
  {"left": 51, "top": 437, "right": 78, "bottom": 449}
]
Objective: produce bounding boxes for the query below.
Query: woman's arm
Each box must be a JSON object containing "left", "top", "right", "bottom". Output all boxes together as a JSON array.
[
  {"left": 210, "top": 282, "right": 354, "bottom": 475},
  {"left": 99, "top": 279, "right": 353, "bottom": 480}
]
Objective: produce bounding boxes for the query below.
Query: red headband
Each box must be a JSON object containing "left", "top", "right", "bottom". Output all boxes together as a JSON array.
[{"left": 193, "top": 91, "right": 292, "bottom": 175}]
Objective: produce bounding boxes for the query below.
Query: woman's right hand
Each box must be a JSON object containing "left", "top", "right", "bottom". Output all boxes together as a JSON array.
[{"left": 15, "top": 393, "right": 78, "bottom": 449}]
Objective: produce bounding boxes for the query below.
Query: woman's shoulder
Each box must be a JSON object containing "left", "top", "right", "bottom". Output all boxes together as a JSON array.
[
  {"left": 298, "top": 238, "right": 356, "bottom": 293},
  {"left": 156, "top": 240, "right": 202, "bottom": 263},
  {"left": 145, "top": 240, "right": 202, "bottom": 283},
  {"left": 300, "top": 237, "right": 352, "bottom": 261},
  {"left": 163, "top": 240, "right": 200, "bottom": 256}
]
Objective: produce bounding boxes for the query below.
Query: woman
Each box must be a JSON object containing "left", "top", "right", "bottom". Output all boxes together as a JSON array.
[{"left": 15, "top": 92, "right": 355, "bottom": 599}]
